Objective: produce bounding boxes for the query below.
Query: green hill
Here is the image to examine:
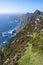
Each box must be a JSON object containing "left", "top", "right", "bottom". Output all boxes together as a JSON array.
[
  {"left": 18, "top": 32, "right": 43, "bottom": 65},
  {"left": 0, "top": 10, "right": 43, "bottom": 65}
]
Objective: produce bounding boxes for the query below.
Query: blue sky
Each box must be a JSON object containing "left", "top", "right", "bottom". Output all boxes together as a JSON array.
[{"left": 0, "top": 0, "right": 43, "bottom": 13}]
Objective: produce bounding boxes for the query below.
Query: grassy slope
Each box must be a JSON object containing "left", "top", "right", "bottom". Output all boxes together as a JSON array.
[
  {"left": 18, "top": 32, "right": 43, "bottom": 65},
  {"left": 0, "top": 15, "right": 43, "bottom": 65}
]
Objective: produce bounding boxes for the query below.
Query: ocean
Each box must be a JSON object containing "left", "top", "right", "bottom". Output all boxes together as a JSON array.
[{"left": 0, "top": 14, "right": 20, "bottom": 48}]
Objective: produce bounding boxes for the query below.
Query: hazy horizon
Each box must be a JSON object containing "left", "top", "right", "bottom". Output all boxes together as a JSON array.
[{"left": 0, "top": 0, "right": 43, "bottom": 14}]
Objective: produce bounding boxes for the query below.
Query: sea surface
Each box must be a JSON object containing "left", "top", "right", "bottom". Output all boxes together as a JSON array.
[{"left": 0, "top": 14, "right": 20, "bottom": 48}]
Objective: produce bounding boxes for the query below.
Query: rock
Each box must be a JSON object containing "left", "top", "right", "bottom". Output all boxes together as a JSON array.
[
  {"left": 41, "top": 29, "right": 43, "bottom": 32},
  {"left": 3, "top": 58, "right": 9, "bottom": 65}
]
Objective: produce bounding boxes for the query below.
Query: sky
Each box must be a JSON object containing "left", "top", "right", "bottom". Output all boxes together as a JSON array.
[{"left": 0, "top": 0, "right": 43, "bottom": 14}]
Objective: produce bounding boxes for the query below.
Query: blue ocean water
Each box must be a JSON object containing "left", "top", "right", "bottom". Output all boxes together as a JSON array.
[{"left": 0, "top": 14, "right": 20, "bottom": 48}]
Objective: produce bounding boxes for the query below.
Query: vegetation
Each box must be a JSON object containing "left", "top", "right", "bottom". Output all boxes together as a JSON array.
[{"left": 0, "top": 10, "right": 43, "bottom": 65}]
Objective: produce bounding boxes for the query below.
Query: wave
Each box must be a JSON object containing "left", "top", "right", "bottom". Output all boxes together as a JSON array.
[
  {"left": 2, "top": 28, "right": 16, "bottom": 38},
  {"left": 8, "top": 29, "right": 15, "bottom": 34},
  {"left": 2, "top": 32, "right": 7, "bottom": 37},
  {"left": 3, "top": 41, "right": 7, "bottom": 44}
]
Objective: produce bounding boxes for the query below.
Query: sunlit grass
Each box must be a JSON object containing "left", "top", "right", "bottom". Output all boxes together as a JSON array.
[
  {"left": 18, "top": 42, "right": 43, "bottom": 65},
  {"left": 18, "top": 32, "right": 43, "bottom": 65}
]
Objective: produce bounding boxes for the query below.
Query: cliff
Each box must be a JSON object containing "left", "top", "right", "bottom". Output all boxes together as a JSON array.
[{"left": 0, "top": 10, "right": 43, "bottom": 65}]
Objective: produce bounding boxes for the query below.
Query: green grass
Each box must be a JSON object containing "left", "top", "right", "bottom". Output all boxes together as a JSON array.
[
  {"left": 18, "top": 33, "right": 43, "bottom": 65},
  {"left": 18, "top": 43, "right": 43, "bottom": 65}
]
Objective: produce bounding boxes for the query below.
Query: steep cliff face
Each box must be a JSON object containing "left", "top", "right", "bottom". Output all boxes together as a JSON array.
[
  {"left": 0, "top": 10, "right": 43, "bottom": 65},
  {"left": 14, "top": 10, "right": 43, "bottom": 33}
]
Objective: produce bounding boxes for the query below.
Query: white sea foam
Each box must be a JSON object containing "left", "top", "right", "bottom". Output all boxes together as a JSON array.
[
  {"left": 3, "top": 41, "right": 7, "bottom": 44},
  {"left": 8, "top": 29, "right": 14, "bottom": 34},
  {"left": 2, "top": 32, "right": 7, "bottom": 37},
  {"left": 2, "top": 28, "right": 16, "bottom": 38},
  {"left": 8, "top": 30, "right": 12, "bottom": 34}
]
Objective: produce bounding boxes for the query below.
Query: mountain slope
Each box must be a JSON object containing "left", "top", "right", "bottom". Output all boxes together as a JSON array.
[
  {"left": 0, "top": 10, "right": 43, "bottom": 65},
  {"left": 18, "top": 32, "right": 43, "bottom": 65}
]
